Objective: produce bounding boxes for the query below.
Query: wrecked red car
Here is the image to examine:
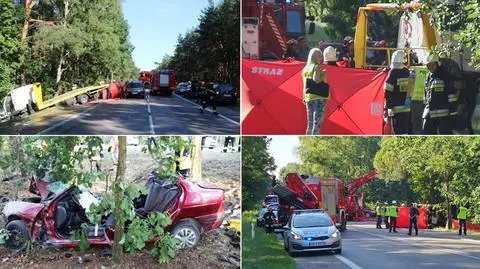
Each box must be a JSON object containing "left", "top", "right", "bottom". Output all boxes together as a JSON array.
[{"left": 2, "top": 173, "right": 225, "bottom": 250}]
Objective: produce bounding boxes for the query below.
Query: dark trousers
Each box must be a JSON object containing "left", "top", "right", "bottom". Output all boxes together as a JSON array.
[
  {"left": 265, "top": 224, "right": 273, "bottom": 234},
  {"left": 376, "top": 216, "right": 383, "bottom": 228},
  {"left": 384, "top": 216, "right": 390, "bottom": 229},
  {"left": 389, "top": 217, "right": 397, "bottom": 232},
  {"left": 411, "top": 101, "right": 424, "bottom": 134},
  {"left": 423, "top": 117, "right": 453, "bottom": 134},
  {"left": 408, "top": 217, "right": 418, "bottom": 235},
  {"left": 459, "top": 219, "right": 467, "bottom": 235},
  {"left": 393, "top": 112, "right": 410, "bottom": 134},
  {"left": 202, "top": 97, "right": 217, "bottom": 110}
]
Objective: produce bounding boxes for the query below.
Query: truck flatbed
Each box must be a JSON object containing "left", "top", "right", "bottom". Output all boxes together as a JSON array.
[{"left": 34, "top": 83, "right": 109, "bottom": 110}]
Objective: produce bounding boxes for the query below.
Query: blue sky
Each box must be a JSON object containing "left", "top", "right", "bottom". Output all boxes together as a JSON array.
[
  {"left": 268, "top": 136, "right": 300, "bottom": 176},
  {"left": 122, "top": 0, "right": 220, "bottom": 71}
]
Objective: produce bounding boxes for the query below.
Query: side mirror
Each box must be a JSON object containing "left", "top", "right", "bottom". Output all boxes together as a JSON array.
[{"left": 308, "top": 22, "right": 316, "bottom": 35}]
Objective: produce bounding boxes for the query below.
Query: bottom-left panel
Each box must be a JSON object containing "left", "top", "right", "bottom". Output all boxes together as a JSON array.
[{"left": 0, "top": 136, "right": 240, "bottom": 269}]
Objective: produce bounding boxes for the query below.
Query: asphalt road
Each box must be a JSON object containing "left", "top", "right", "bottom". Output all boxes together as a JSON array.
[
  {"left": 284, "top": 222, "right": 480, "bottom": 269},
  {"left": 0, "top": 94, "right": 239, "bottom": 135}
]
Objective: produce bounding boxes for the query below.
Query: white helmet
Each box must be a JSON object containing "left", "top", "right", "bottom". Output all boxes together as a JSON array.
[
  {"left": 392, "top": 200, "right": 397, "bottom": 205},
  {"left": 390, "top": 50, "right": 405, "bottom": 69},
  {"left": 323, "top": 46, "right": 337, "bottom": 62}
]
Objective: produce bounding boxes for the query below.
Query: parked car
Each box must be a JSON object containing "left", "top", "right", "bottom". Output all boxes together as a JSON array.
[
  {"left": 283, "top": 209, "right": 342, "bottom": 256},
  {"left": 364, "top": 208, "right": 376, "bottom": 218},
  {"left": 185, "top": 81, "right": 201, "bottom": 99},
  {"left": 176, "top": 83, "right": 191, "bottom": 95},
  {"left": 125, "top": 80, "right": 145, "bottom": 98},
  {"left": 127, "top": 136, "right": 140, "bottom": 146},
  {"left": 215, "top": 84, "right": 238, "bottom": 105},
  {"left": 202, "top": 136, "right": 217, "bottom": 149},
  {"left": 2, "top": 173, "right": 225, "bottom": 250}
]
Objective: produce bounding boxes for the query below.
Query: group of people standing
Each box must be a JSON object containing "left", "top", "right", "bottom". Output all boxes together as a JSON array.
[{"left": 376, "top": 202, "right": 470, "bottom": 236}]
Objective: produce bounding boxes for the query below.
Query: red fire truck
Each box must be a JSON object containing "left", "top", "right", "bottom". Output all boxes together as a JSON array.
[
  {"left": 150, "top": 70, "right": 176, "bottom": 96},
  {"left": 242, "top": 0, "right": 315, "bottom": 60}
]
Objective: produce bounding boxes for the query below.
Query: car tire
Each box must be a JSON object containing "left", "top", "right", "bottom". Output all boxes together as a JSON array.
[
  {"left": 287, "top": 241, "right": 296, "bottom": 257},
  {"left": 6, "top": 220, "right": 30, "bottom": 251},
  {"left": 334, "top": 248, "right": 342, "bottom": 255},
  {"left": 170, "top": 220, "right": 201, "bottom": 248},
  {"left": 77, "top": 94, "right": 88, "bottom": 105}
]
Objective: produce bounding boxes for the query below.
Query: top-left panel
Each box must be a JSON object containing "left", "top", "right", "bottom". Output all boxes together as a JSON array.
[{"left": 0, "top": 0, "right": 240, "bottom": 135}]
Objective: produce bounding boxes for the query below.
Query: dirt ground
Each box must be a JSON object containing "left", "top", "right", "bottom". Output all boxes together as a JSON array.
[{"left": 0, "top": 144, "right": 240, "bottom": 269}]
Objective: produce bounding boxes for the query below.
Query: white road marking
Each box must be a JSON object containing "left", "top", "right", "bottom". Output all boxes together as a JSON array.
[
  {"left": 145, "top": 93, "right": 155, "bottom": 135},
  {"left": 37, "top": 104, "right": 100, "bottom": 135},
  {"left": 173, "top": 94, "right": 240, "bottom": 126},
  {"left": 349, "top": 226, "right": 480, "bottom": 261},
  {"left": 334, "top": 255, "right": 364, "bottom": 269}
]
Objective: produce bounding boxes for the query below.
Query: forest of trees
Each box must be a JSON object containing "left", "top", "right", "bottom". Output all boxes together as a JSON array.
[
  {"left": 243, "top": 136, "right": 480, "bottom": 226},
  {"left": 155, "top": 0, "right": 240, "bottom": 85},
  {"left": 0, "top": 0, "right": 138, "bottom": 100}
]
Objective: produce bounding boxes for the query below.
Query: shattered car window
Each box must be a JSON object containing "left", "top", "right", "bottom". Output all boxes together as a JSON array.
[{"left": 47, "top": 181, "right": 69, "bottom": 195}]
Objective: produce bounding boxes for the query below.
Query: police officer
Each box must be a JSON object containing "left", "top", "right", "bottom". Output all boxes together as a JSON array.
[
  {"left": 389, "top": 201, "right": 398, "bottom": 233},
  {"left": 422, "top": 53, "right": 453, "bottom": 134},
  {"left": 376, "top": 202, "right": 383, "bottom": 229},
  {"left": 199, "top": 82, "right": 219, "bottom": 115},
  {"left": 383, "top": 202, "right": 390, "bottom": 229},
  {"left": 457, "top": 205, "right": 468, "bottom": 236},
  {"left": 408, "top": 202, "right": 419, "bottom": 236},
  {"left": 384, "top": 50, "right": 413, "bottom": 134},
  {"left": 263, "top": 207, "right": 276, "bottom": 234}
]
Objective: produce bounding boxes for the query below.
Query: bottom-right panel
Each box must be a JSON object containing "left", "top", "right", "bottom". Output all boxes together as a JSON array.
[{"left": 242, "top": 136, "right": 480, "bottom": 269}]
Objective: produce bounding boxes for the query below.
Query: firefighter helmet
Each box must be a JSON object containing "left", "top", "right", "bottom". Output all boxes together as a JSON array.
[
  {"left": 390, "top": 50, "right": 405, "bottom": 69},
  {"left": 323, "top": 46, "right": 337, "bottom": 62}
]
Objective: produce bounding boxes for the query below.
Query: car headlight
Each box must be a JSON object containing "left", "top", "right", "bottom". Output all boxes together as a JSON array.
[
  {"left": 331, "top": 230, "right": 340, "bottom": 238},
  {"left": 291, "top": 231, "right": 303, "bottom": 240}
]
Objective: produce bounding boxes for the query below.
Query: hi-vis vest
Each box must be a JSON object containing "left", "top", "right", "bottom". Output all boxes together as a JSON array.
[
  {"left": 177, "top": 156, "right": 192, "bottom": 170},
  {"left": 385, "top": 206, "right": 390, "bottom": 217},
  {"left": 457, "top": 206, "right": 467, "bottom": 220},
  {"left": 376, "top": 206, "right": 382, "bottom": 216},
  {"left": 384, "top": 68, "right": 411, "bottom": 113},
  {"left": 389, "top": 205, "right": 398, "bottom": 217},
  {"left": 412, "top": 66, "right": 428, "bottom": 101},
  {"left": 304, "top": 63, "right": 328, "bottom": 102}
]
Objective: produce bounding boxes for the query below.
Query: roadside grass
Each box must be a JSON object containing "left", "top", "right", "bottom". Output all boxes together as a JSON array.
[{"left": 242, "top": 211, "right": 296, "bottom": 269}]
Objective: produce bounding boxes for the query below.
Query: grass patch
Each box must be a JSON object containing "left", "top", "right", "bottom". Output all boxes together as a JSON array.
[{"left": 242, "top": 211, "right": 296, "bottom": 269}]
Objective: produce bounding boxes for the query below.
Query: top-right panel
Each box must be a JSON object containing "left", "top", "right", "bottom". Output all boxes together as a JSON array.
[{"left": 241, "top": 0, "right": 480, "bottom": 135}]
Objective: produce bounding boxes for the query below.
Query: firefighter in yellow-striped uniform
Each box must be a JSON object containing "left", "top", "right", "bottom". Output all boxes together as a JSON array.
[
  {"left": 384, "top": 50, "right": 413, "bottom": 134},
  {"left": 422, "top": 53, "right": 453, "bottom": 134}
]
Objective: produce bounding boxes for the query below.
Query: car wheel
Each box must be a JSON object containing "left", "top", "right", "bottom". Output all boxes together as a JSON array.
[
  {"left": 171, "top": 221, "right": 201, "bottom": 248},
  {"left": 334, "top": 248, "right": 342, "bottom": 254},
  {"left": 287, "top": 242, "right": 296, "bottom": 257},
  {"left": 6, "top": 220, "right": 30, "bottom": 251},
  {"left": 77, "top": 94, "right": 89, "bottom": 105}
]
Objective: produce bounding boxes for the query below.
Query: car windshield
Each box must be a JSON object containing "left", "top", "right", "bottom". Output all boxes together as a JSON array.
[
  {"left": 130, "top": 82, "right": 143, "bottom": 88},
  {"left": 293, "top": 214, "right": 332, "bottom": 228},
  {"left": 265, "top": 196, "right": 278, "bottom": 204},
  {"left": 217, "top": 84, "right": 234, "bottom": 92},
  {"left": 258, "top": 208, "right": 267, "bottom": 217}
]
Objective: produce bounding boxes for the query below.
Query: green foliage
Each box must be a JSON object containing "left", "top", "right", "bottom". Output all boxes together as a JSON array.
[
  {"left": 151, "top": 233, "right": 180, "bottom": 264},
  {"left": 168, "top": 0, "right": 239, "bottom": 84},
  {"left": 0, "top": 229, "right": 11, "bottom": 246},
  {"left": 375, "top": 136, "right": 480, "bottom": 224},
  {"left": 70, "top": 223, "right": 90, "bottom": 253},
  {"left": 242, "top": 137, "right": 276, "bottom": 211},
  {"left": 142, "top": 136, "right": 191, "bottom": 180},
  {"left": 0, "top": 0, "right": 21, "bottom": 99},
  {"left": 279, "top": 162, "right": 304, "bottom": 181},
  {"left": 298, "top": 137, "right": 380, "bottom": 181},
  {"left": 23, "top": 136, "right": 105, "bottom": 186}
]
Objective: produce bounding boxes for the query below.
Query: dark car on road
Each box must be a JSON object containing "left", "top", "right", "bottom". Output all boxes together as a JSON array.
[
  {"left": 125, "top": 80, "right": 145, "bottom": 98},
  {"left": 216, "top": 84, "right": 238, "bottom": 105}
]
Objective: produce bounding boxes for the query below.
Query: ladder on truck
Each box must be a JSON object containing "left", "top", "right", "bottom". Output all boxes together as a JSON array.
[{"left": 271, "top": 184, "right": 310, "bottom": 209}]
